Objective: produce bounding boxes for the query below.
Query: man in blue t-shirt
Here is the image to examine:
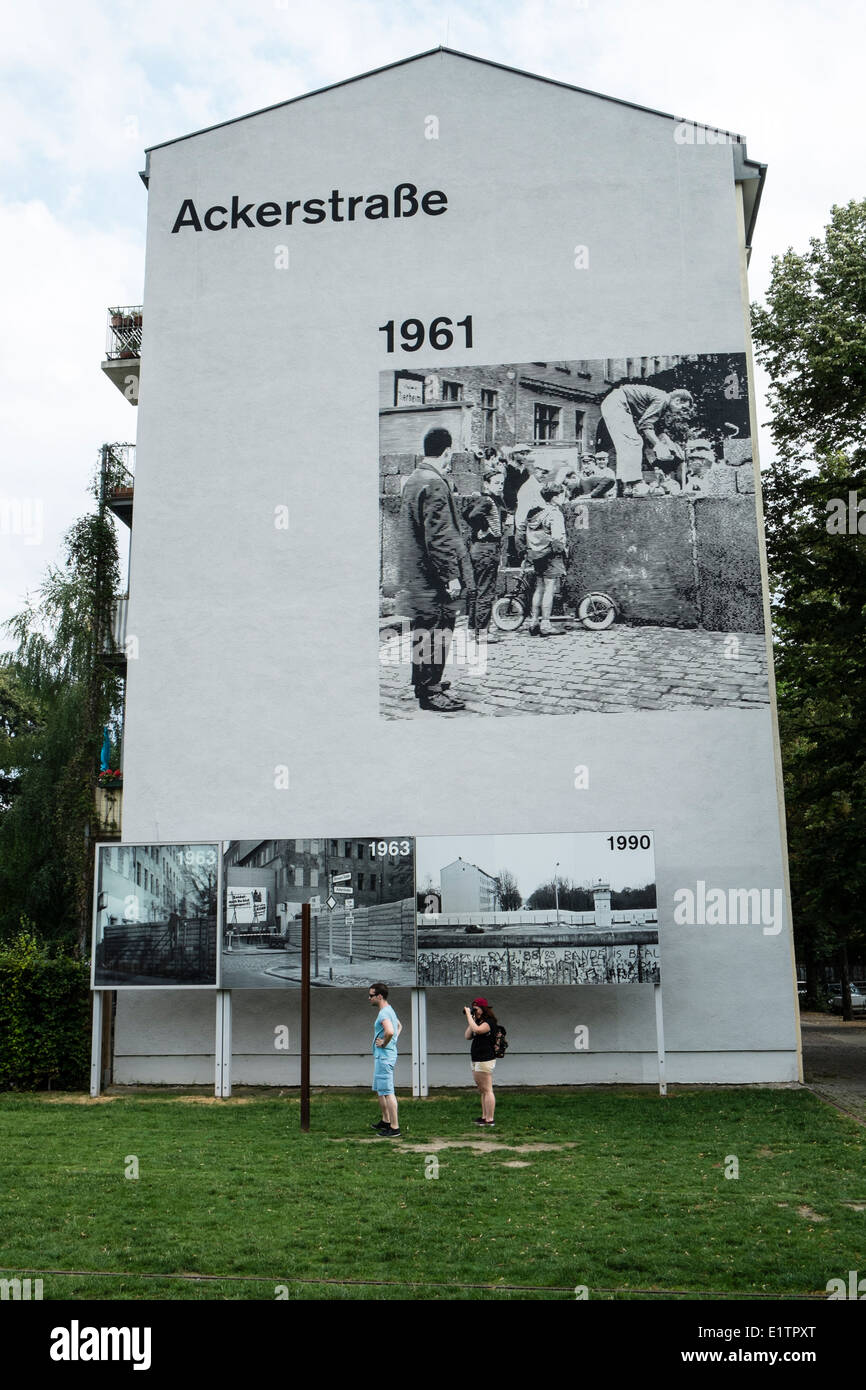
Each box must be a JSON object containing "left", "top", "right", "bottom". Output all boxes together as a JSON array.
[{"left": 368, "top": 983, "right": 402, "bottom": 1138}]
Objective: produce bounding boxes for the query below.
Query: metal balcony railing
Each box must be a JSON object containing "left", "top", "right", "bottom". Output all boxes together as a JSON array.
[
  {"left": 101, "top": 443, "right": 135, "bottom": 492},
  {"left": 106, "top": 306, "right": 142, "bottom": 360},
  {"left": 110, "top": 594, "right": 129, "bottom": 651},
  {"left": 102, "top": 594, "right": 129, "bottom": 666}
]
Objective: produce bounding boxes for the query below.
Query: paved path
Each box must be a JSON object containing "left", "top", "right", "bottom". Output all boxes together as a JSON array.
[
  {"left": 800, "top": 1012, "right": 866, "bottom": 1122},
  {"left": 380, "top": 622, "right": 769, "bottom": 718},
  {"left": 220, "top": 946, "right": 414, "bottom": 989}
]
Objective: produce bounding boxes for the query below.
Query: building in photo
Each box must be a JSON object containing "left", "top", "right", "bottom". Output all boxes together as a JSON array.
[
  {"left": 97, "top": 48, "right": 798, "bottom": 1088},
  {"left": 440, "top": 857, "right": 500, "bottom": 913}
]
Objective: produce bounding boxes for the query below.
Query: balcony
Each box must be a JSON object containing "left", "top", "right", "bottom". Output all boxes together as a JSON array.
[
  {"left": 100, "top": 443, "right": 134, "bottom": 527},
  {"left": 101, "top": 306, "right": 141, "bottom": 404},
  {"left": 102, "top": 594, "right": 129, "bottom": 672}
]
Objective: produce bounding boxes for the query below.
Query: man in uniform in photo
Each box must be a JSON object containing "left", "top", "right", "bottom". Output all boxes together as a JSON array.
[
  {"left": 599, "top": 383, "right": 694, "bottom": 494},
  {"left": 398, "top": 426, "right": 469, "bottom": 712}
]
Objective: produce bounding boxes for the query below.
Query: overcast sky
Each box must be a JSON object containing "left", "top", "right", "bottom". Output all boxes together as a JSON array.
[
  {"left": 1, "top": 0, "right": 863, "bottom": 639},
  {"left": 417, "top": 832, "right": 655, "bottom": 895}
]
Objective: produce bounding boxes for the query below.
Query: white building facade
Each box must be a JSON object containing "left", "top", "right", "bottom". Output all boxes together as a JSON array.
[{"left": 101, "top": 48, "right": 799, "bottom": 1088}]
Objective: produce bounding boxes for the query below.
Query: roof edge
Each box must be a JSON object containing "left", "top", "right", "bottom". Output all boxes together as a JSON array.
[{"left": 142, "top": 45, "right": 752, "bottom": 159}]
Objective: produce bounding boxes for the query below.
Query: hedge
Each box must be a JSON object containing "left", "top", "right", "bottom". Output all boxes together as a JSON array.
[{"left": 0, "top": 932, "right": 91, "bottom": 1090}]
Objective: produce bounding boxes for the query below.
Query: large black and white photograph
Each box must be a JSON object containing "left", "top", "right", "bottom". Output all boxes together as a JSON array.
[
  {"left": 92, "top": 843, "right": 219, "bottom": 988},
  {"left": 220, "top": 838, "right": 416, "bottom": 988},
  {"left": 416, "top": 831, "right": 660, "bottom": 987},
  {"left": 379, "top": 354, "right": 769, "bottom": 717}
]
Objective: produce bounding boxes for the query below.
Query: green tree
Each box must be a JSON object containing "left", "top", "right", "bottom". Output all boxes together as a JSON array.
[
  {"left": 751, "top": 199, "right": 866, "bottom": 1018},
  {"left": 0, "top": 472, "right": 122, "bottom": 953},
  {"left": 0, "top": 667, "right": 43, "bottom": 811}
]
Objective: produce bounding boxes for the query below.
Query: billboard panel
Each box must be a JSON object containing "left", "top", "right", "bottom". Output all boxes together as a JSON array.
[
  {"left": 220, "top": 837, "right": 416, "bottom": 988},
  {"left": 92, "top": 843, "right": 220, "bottom": 988},
  {"left": 416, "top": 831, "right": 658, "bottom": 987}
]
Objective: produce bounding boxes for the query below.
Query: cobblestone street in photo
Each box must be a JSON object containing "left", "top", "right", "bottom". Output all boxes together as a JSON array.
[{"left": 380, "top": 622, "right": 769, "bottom": 718}]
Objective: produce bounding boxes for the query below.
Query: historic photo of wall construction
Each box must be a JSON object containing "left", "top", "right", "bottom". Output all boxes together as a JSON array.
[
  {"left": 379, "top": 353, "right": 769, "bottom": 718},
  {"left": 92, "top": 843, "right": 219, "bottom": 988},
  {"left": 220, "top": 838, "right": 416, "bottom": 988},
  {"left": 416, "top": 831, "right": 659, "bottom": 987}
]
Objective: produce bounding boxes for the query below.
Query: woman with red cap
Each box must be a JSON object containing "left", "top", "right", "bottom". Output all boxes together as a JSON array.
[{"left": 464, "top": 998, "right": 498, "bottom": 1127}]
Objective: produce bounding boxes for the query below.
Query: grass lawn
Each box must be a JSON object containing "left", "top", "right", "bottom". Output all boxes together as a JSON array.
[{"left": 0, "top": 1087, "right": 862, "bottom": 1300}]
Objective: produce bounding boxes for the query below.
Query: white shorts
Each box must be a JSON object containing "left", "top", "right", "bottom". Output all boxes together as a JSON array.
[{"left": 472, "top": 1060, "right": 496, "bottom": 1074}]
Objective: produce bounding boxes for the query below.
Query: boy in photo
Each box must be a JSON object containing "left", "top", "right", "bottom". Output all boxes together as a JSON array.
[{"left": 518, "top": 482, "right": 568, "bottom": 636}]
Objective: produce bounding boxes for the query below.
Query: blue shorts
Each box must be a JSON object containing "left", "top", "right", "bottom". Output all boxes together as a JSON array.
[{"left": 372, "top": 1057, "right": 395, "bottom": 1095}]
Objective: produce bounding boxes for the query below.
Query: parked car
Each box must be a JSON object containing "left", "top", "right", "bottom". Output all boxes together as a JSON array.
[{"left": 828, "top": 986, "right": 866, "bottom": 1013}]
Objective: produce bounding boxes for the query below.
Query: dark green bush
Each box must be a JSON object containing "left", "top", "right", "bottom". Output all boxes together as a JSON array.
[{"left": 0, "top": 931, "right": 90, "bottom": 1090}]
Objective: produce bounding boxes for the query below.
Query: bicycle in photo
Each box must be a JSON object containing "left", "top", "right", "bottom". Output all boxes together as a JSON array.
[{"left": 491, "top": 563, "right": 617, "bottom": 633}]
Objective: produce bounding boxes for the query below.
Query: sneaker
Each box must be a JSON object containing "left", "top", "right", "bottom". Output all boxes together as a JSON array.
[
  {"left": 476, "top": 1119, "right": 495, "bottom": 1128},
  {"left": 419, "top": 691, "right": 466, "bottom": 712},
  {"left": 527, "top": 620, "right": 540, "bottom": 635},
  {"left": 371, "top": 1120, "right": 389, "bottom": 1131},
  {"left": 539, "top": 619, "right": 555, "bottom": 636},
  {"left": 379, "top": 1126, "right": 402, "bottom": 1138}
]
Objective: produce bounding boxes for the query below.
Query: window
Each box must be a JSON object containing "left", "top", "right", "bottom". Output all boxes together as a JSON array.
[
  {"left": 310, "top": 868, "right": 319, "bottom": 888},
  {"left": 293, "top": 866, "right": 304, "bottom": 887},
  {"left": 480, "top": 388, "right": 498, "bottom": 443},
  {"left": 310, "top": 840, "right": 319, "bottom": 854},
  {"left": 574, "top": 410, "right": 586, "bottom": 449},
  {"left": 357, "top": 843, "right": 365, "bottom": 858},
  {"left": 369, "top": 874, "right": 377, "bottom": 894},
  {"left": 330, "top": 840, "right": 338, "bottom": 854},
  {"left": 357, "top": 874, "right": 364, "bottom": 891},
  {"left": 534, "top": 403, "right": 560, "bottom": 442},
  {"left": 441, "top": 380, "right": 463, "bottom": 401}
]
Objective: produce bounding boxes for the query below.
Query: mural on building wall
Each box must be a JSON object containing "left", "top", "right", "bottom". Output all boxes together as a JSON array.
[
  {"left": 92, "top": 842, "right": 219, "bottom": 988},
  {"left": 416, "top": 831, "right": 660, "bottom": 987},
  {"left": 219, "top": 837, "right": 416, "bottom": 988},
  {"left": 379, "top": 353, "right": 768, "bottom": 719}
]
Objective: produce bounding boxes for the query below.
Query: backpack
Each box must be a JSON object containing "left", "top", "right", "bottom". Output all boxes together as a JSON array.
[{"left": 492, "top": 1023, "right": 508, "bottom": 1059}]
